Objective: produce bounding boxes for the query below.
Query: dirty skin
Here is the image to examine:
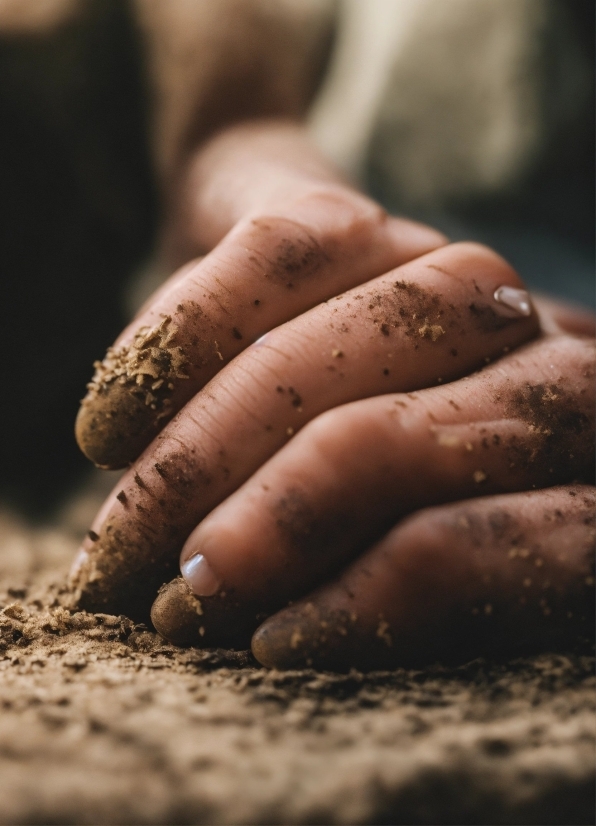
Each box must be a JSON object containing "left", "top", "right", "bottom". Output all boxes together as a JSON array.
[
  {"left": 251, "top": 489, "right": 596, "bottom": 672},
  {"left": 75, "top": 304, "right": 252, "bottom": 469},
  {"left": 149, "top": 342, "right": 594, "bottom": 658},
  {"left": 361, "top": 279, "right": 525, "bottom": 343},
  {"left": 76, "top": 315, "right": 192, "bottom": 468},
  {"left": 503, "top": 377, "right": 595, "bottom": 483},
  {"left": 68, "top": 450, "right": 208, "bottom": 620},
  {"left": 248, "top": 217, "right": 333, "bottom": 288},
  {"left": 150, "top": 577, "right": 272, "bottom": 649},
  {"left": 75, "top": 224, "right": 338, "bottom": 470}
]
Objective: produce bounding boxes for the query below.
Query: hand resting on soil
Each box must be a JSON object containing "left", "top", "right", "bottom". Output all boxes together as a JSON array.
[{"left": 69, "top": 121, "right": 595, "bottom": 670}]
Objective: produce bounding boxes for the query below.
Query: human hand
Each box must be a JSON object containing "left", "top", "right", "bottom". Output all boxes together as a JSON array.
[
  {"left": 71, "top": 119, "right": 453, "bottom": 620},
  {"left": 70, "top": 223, "right": 545, "bottom": 626},
  {"left": 150, "top": 329, "right": 594, "bottom": 670},
  {"left": 70, "top": 122, "right": 592, "bottom": 670}
]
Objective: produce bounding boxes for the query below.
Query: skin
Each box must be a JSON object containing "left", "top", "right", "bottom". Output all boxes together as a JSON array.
[
  {"left": 70, "top": 240, "right": 540, "bottom": 619},
  {"left": 150, "top": 335, "right": 595, "bottom": 656},
  {"left": 75, "top": 124, "right": 446, "bottom": 468},
  {"left": 252, "top": 485, "right": 596, "bottom": 671},
  {"left": 70, "top": 122, "right": 595, "bottom": 668}
]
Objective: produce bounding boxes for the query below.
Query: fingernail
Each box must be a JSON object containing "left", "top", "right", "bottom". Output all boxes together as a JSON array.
[
  {"left": 69, "top": 547, "right": 88, "bottom": 579},
  {"left": 494, "top": 286, "right": 532, "bottom": 317},
  {"left": 181, "top": 554, "right": 222, "bottom": 596}
]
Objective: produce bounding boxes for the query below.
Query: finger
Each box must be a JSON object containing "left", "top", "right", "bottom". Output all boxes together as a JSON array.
[
  {"left": 251, "top": 486, "right": 596, "bottom": 670},
  {"left": 76, "top": 189, "right": 446, "bottom": 469},
  {"left": 70, "top": 242, "right": 538, "bottom": 618},
  {"left": 150, "top": 335, "right": 594, "bottom": 646}
]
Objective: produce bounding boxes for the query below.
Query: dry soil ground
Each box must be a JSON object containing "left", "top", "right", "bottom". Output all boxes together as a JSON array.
[{"left": 0, "top": 476, "right": 594, "bottom": 825}]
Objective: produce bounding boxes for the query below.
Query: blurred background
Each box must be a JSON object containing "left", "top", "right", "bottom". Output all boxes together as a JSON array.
[{"left": 0, "top": 0, "right": 593, "bottom": 515}]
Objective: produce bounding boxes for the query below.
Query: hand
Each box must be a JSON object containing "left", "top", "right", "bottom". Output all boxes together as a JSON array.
[
  {"left": 70, "top": 231, "right": 544, "bottom": 625},
  {"left": 69, "top": 122, "right": 593, "bottom": 671},
  {"left": 151, "top": 328, "right": 594, "bottom": 669}
]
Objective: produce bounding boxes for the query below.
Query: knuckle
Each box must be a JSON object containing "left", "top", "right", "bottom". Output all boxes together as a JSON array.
[
  {"left": 303, "top": 407, "right": 354, "bottom": 464},
  {"left": 305, "top": 402, "right": 385, "bottom": 467},
  {"left": 239, "top": 186, "right": 388, "bottom": 284},
  {"left": 293, "top": 185, "right": 388, "bottom": 249},
  {"left": 237, "top": 211, "right": 333, "bottom": 286}
]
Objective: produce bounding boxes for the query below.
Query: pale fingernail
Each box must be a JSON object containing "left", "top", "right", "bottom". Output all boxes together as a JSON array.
[
  {"left": 493, "top": 286, "right": 532, "bottom": 317},
  {"left": 69, "top": 547, "right": 88, "bottom": 579},
  {"left": 181, "top": 554, "right": 222, "bottom": 596}
]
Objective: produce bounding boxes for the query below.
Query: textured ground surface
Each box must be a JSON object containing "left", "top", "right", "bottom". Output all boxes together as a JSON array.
[{"left": 0, "top": 482, "right": 594, "bottom": 826}]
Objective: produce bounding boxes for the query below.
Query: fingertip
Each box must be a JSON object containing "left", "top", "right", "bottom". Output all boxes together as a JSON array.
[
  {"left": 151, "top": 577, "right": 205, "bottom": 647},
  {"left": 251, "top": 615, "right": 307, "bottom": 670},
  {"left": 151, "top": 576, "right": 262, "bottom": 649},
  {"left": 252, "top": 602, "right": 362, "bottom": 672},
  {"left": 75, "top": 385, "right": 154, "bottom": 469}
]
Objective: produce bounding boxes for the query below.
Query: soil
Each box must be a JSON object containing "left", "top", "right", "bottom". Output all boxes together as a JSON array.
[
  {"left": 76, "top": 316, "right": 190, "bottom": 469},
  {"left": 0, "top": 478, "right": 594, "bottom": 825}
]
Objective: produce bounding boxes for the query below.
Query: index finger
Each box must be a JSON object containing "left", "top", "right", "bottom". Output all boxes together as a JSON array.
[{"left": 75, "top": 191, "right": 445, "bottom": 468}]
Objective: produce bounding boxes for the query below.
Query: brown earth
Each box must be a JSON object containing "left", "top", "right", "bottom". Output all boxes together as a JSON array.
[{"left": 0, "top": 477, "right": 594, "bottom": 825}]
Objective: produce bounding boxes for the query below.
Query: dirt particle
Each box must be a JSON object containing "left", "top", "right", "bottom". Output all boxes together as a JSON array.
[
  {"left": 376, "top": 620, "right": 392, "bottom": 647},
  {"left": 154, "top": 463, "right": 168, "bottom": 479},
  {"left": 473, "top": 470, "right": 487, "bottom": 483},
  {"left": 87, "top": 531, "right": 99, "bottom": 542},
  {"left": 418, "top": 322, "right": 445, "bottom": 341},
  {"left": 437, "top": 433, "right": 460, "bottom": 448},
  {"left": 232, "top": 328, "right": 243, "bottom": 340},
  {"left": 86, "top": 316, "right": 189, "bottom": 409},
  {"left": 133, "top": 473, "right": 147, "bottom": 490}
]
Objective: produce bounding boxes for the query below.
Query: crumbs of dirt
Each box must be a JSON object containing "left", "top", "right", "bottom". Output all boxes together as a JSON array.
[
  {"left": 75, "top": 316, "right": 192, "bottom": 468},
  {"left": 0, "top": 507, "right": 594, "bottom": 825},
  {"left": 86, "top": 315, "right": 189, "bottom": 413}
]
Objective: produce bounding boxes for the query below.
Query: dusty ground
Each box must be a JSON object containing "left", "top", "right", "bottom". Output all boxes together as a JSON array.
[{"left": 0, "top": 478, "right": 594, "bottom": 825}]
